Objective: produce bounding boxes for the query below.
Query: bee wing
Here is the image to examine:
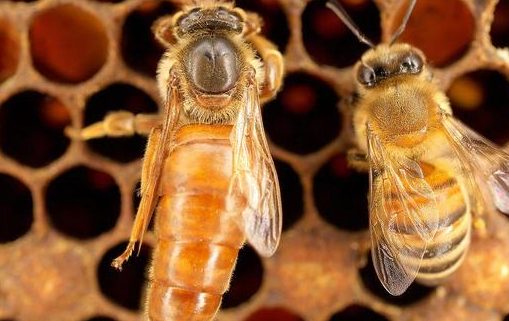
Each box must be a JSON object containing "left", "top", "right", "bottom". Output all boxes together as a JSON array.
[
  {"left": 441, "top": 113, "right": 509, "bottom": 214},
  {"left": 367, "top": 126, "right": 439, "bottom": 295},
  {"left": 227, "top": 75, "right": 282, "bottom": 257}
]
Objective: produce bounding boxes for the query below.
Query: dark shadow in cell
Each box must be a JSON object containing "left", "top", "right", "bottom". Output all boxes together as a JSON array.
[
  {"left": 29, "top": 4, "right": 108, "bottom": 83},
  {"left": 46, "top": 166, "right": 120, "bottom": 239},
  {"left": 0, "top": 174, "right": 33, "bottom": 243},
  {"left": 0, "top": 90, "right": 71, "bottom": 167},
  {"left": 84, "top": 83, "right": 158, "bottom": 163},
  {"left": 0, "top": 19, "right": 20, "bottom": 84},
  {"left": 221, "top": 245, "right": 264, "bottom": 309},
  {"left": 395, "top": 0, "right": 474, "bottom": 67},
  {"left": 263, "top": 72, "right": 340, "bottom": 154},
  {"left": 359, "top": 252, "right": 435, "bottom": 306},
  {"left": 244, "top": 307, "right": 305, "bottom": 321},
  {"left": 84, "top": 317, "right": 115, "bottom": 321},
  {"left": 303, "top": 0, "right": 381, "bottom": 68},
  {"left": 491, "top": 0, "right": 509, "bottom": 48},
  {"left": 447, "top": 70, "right": 509, "bottom": 145},
  {"left": 236, "top": 0, "right": 290, "bottom": 51},
  {"left": 122, "top": 1, "right": 176, "bottom": 77},
  {"left": 313, "top": 154, "right": 369, "bottom": 231},
  {"left": 274, "top": 160, "right": 303, "bottom": 231},
  {"left": 504, "top": 314, "right": 509, "bottom": 321},
  {"left": 98, "top": 242, "right": 151, "bottom": 311},
  {"left": 329, "top": 304, "right": 388, "bottom": 321}
]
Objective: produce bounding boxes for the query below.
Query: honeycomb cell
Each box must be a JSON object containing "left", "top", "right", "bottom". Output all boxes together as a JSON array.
[
  {"left": 0, "top": 18, "right": 20, "bottom": 84},
  {"left": 447, "top": 70, "right": 509, "bottom": 145},
  {"left": 313, "top": 154, "right": 369, "bottom": 231},
  {"left": 329, "top": 304, "right": 388, "bottom": 321},
  {"left": 263, "top": 72, "right": 340, "bottom": 154},
  {"left": 0, "top": 90, "right": 71, "bottom": 167},
  {"left": 29, "top": 4, "right": 108, "bottom": 83},
  {"left": 0, "top": 173, "right": 33, "bottom": 243},
  {"left": 491, "top": 0, "right": 509, "bottom": 48},
  {"left": 359, "top": 253, "right": 435, "bottom": 306},
  {"left": 98, "top": 242, "right": 151, "bottom": 311},
  {"left": 121, "top": 1, "right": 176, "bottom": 77},
  {"left": 84, "top": 317, "right": 115, "bottom": 321},
  {"left": 46, "top": 166, "right": 120, "bottom": 239},
  {"left": 244, "top": 307, "right": 304, "bottom": 321},
  {"left": 275, "top": 160, "right": 304, "bottom": 231},
  {"left": 236, "top": 0, "right": 290, "bottom": 51},
  {"left": 84, "top": 83, "right": 158, "bottom": 163},
  {"left": 303, "top": 0, "right": 381, "bottom": 68},
  {"left": 393, "top": 0, "right": 475, "bottom": 67},
  {"left": 505, "top": 314, "right": 509, "bottom": 321},
  {"left": 221, "top": 245, "right": 264, "bottom": 309}
]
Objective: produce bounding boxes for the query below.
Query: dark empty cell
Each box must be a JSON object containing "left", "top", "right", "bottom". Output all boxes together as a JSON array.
[
  {"left": 85, "top": 83, "right": 158, "bottom": 163},
  {"left": 236, "top": 0, "right": 290, "bottom": 51},
  {"left": 46, "top": 166, "right": 120, "bottom": 239},
  {"left": 263, "top": 73, "right": 340, "bottom": 154},
  {"left": 505, "top": 314, "right": 509, "bottom": 321},
  {"left": 98, "top": 242, "right": 151, "bottom": 311},
  {"left": 314, "top": 154, "right": 369, "bottom": 231},
  {"left": 359, "top": 252, "right": 434, "bottom": 305},
  {"left": 122, "top": 1, "right": 176, "bottom": 77},
  {"left": 329, "top": 304, "right": 388, "bottom": 321},
  {"left": 0, "top": 91, "right": 71, "bottom": 167},
  {"left": 303, "top": 0, "right": 380, "bottom": 68},
  {"left": 393, "top": 0, "right": 474, "bottom": 67},
  {"left": 0, "top": 18, "right": 20, "bottom": 84},
  {"left": 244, "top": 307, "right": 305, "bottom": 321},
  {"left": 447, "top": 70, "right": 509, "bottom": 145},
  {"left": 221, "top": 245, "right": 264, "bottom": 308},
  {"left": 491, "top": 1, "right": 509, "bottom": 48},
  {"left": 84, "top": 317, "right": 116, "bottom": 321},
  {"left": 0, "top": 174, "right": 33, "bottom": 243},
  {"left": 274, "top": 160, "right": 303, "bottom": 231},
  {"left": 29, "top": 4, "right": 108, "bottom": 83}
]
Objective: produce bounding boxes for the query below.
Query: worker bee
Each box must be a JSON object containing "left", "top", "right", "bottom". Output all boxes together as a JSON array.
[
  {"left": 69, "top": 1, "right": 283, "bottom": 320},
  {"left": 328, "top": 0, "right": 509, "bottom": 295}
]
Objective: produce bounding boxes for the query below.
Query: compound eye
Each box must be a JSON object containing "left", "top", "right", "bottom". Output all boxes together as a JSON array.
[
  {"left": 357, "top": 65, "right": 376, "bottom": 87},
  {"left": 400, "top": 52, "right": 423, "bottom": 74}
]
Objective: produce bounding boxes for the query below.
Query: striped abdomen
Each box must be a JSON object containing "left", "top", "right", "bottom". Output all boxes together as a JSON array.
[{"left": 147, "top": 124, "right": 244, "bottom": 321}]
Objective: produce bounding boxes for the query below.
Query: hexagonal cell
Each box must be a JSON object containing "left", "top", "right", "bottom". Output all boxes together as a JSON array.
[
  {"left": 29, "top": 4, "right": 108, "bottom": 83},
  {"left": 263, "top": 72, "right": 340, "bottom": 154},
  {"left": 392, "top": 0, "right": 475, "bottom": 67},
  {"left": 121, "top": 1, "right": 176, "bottom": 77},
  {"left": 303, "top": 0, "right": 381, "bottom": 68},
  {"left": 491, "top": 0, "right": 509, "bottom": 48},
  {"left": 447, "top": 69, "right": 509, "bottom": 145},
  {"left": 236, "top": 0, "right": 290, "bottom": 51},
  {"left": 84, "top": 83, "right": 158, "bottom": 163},
  {"left": 0, "top": 18, "right": 20, "bottom": 84},
  {"left": 221, "top": 245, "right": 264, "bottom": 309},
  {"left": 313, "top": 154, "right": 369, "bottom": 231},
  {"left": 84, "top": 317, "right": 115, "bottom": 321},
  {"left": 359, "top": 252, "right": 435, "bottom": 306},
  {"left": 0, "top": 173, "right": 33, "bottom": 243},
  {"left": 275, "top": 160, "right": 304, "bottom": 231},
  {"left": 244, "top": 307, "right": 304, "bottom": 321},
  {"left": 329, "top": 304, "right": 388, "bottom": 321},
  {"left": 0, "top": 90, "right": 71, "bottom": 167},
  {"left": 98, "top": 242, "right": 151, "bottom": 311},
  {"left": 46, "top": 166, "right": 120, "bottom": 239}
]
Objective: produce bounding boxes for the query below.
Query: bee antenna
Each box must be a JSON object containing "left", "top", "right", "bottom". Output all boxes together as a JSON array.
[
  {"left": 389, "top": 0, "right": 416, "bottom": 45},
  {"left": 326, "top": 0, "right": 374, "bottom": 48}
]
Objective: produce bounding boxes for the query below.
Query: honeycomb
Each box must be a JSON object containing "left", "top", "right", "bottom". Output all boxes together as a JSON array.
[{"left": 1, "top": 0, "right": 509, "bottom": 320}]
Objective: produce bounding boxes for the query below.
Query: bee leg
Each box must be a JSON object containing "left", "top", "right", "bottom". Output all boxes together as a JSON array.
[
  {"left": 347, "top": 148, "right": 370, "bottom": 172},
  {"left": 111, "top": 126, "right": 163, "bottom": 270},
  {"left": 249, "top": 35, "right": 284, "bottom": 102},
  {"left": 65, "top": 111, "right": 161, "bottom": 140}
]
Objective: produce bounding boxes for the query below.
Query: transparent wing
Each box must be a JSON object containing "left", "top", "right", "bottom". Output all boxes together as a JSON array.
[
  {"left": 226, "top": 74, "right": 282, "bottom": 257},
  {"left": 367, "top": 126, "right": 439, "bottom": 295},
  {"left": 441, "top": 112, "right": 509, "bottom": 214}
]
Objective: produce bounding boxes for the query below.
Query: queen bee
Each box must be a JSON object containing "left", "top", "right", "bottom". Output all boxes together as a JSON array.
[
  {"left": 71, "top": 2, "right": 284, "bottom": 320},
  {"left": 328, "top": 0, "right": 509, "bottom": 295}
]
